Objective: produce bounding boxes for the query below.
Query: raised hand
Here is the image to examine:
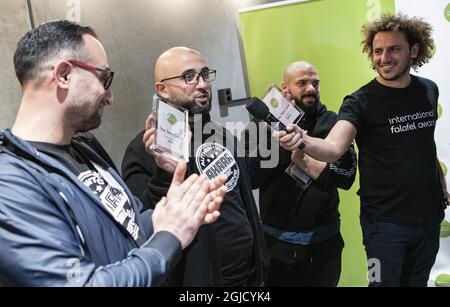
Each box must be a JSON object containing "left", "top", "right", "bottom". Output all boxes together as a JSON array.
[
  {"left": 152, "top": 162, "right": 227, "bottom": 249},
  {"left": 143, "top": 114, "right": 179, "bottom": 174},
  {"left": 273, "top": 124, "right": 306, "bottom": 152}
]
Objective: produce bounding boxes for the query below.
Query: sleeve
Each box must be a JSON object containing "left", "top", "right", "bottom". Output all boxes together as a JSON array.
[
  {"left": 422, "top": 77, "right": 439, "bottom": 118},
  {"left": 338, "top": 93, "right": 363, "bottom": 131},
  {"left": 316, "top": 143, "right": 357, "bottom": 190},
  {"left": 0, "top": 170, "right": 182, "bottom": 287},
  {"left": 121, "top": 132, "right": 173, "bottom": 210}
]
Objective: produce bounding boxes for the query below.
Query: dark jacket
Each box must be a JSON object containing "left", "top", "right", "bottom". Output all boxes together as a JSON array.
[
  {"left": 122, "top": 116, "right": 269, "bottom": 286},
  {"left": 73, "top": 131, "right": 117, "bottom": 172},
  {"left": 246, "top": 102, "right": 357, "bottom": 232},
  {"left": 0, "top": 130, "right": 181, "bottom": 286}
]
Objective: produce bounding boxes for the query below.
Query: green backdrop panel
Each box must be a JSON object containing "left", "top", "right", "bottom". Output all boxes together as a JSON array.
[{"left": 240, "top": 0, "right": 395, "bottom": 286}]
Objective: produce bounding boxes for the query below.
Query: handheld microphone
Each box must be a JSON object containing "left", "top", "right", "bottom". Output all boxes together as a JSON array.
[
  {"left": 246, "top": 97, "right": 286, "bottom": 130},
  {"left": 246, "top": 97, "right": 305, "bottom": 149}
]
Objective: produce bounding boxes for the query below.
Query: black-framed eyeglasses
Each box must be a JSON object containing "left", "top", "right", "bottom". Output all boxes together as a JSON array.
[
  {"left": 160, "top": 69, "right": 216, "bottom": 85},
  {"left": 68, "top": 60, "right": 115, "bottom": 90}
]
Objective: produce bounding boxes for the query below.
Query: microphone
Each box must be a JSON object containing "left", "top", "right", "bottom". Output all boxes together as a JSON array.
[
  {"left": 246, "top": 97, "right": 286, "bottom": 130},
  {"left": 246, "top": 97, "right": 305, "bottom": 149}
]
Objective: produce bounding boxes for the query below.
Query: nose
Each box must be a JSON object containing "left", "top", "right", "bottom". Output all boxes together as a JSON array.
[
  {"left": 380, "top": 50, "right": 390, "bottom": 63},
  {"left": 196, "top": 75, "right": 208, "bottom": 89},
  {"left": 305, "top": 83, "right": 316, "bottom": 94},
  {"left": 104, "top": 88, "right": 113, "bottom": 105}
]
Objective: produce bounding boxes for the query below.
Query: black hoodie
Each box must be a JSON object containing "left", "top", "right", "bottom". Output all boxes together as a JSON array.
[
  {"left": 121, "top": 114, "right": 268, "bottom": 286},
  {"left": 245, "top": 102, "right": 357, "bottom": 232}
]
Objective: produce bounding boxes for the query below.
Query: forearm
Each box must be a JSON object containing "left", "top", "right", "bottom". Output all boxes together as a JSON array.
[
  {"left": 84, "top": 231, "right": 181, "bottom": 287},
  {"left": 296, "top": 154, "right": 327, "bottom": 180},
  {"left": 437, "top": 158, "right": 450, "bottom": 203},
  {"left": 302, "top": 134, "right": 346, "bottom": 163},
  {"left": 294, "top": 144, "right": 356, "bottom": 189},
  {"left": 0, "top": 215, "right": 181, "bottom": 287},
  {"left": 438, "top": 159, "right": 447, "bottom": 187},
  {"left": 319, "top": 145, "right": 357, "bottom": 190},
  {"left": 301, "top": 120, "right": 356, "bottom": 163}
]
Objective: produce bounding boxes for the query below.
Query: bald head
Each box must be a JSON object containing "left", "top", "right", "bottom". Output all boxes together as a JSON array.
[
  {"left": 282, "top": 61, "right": 320, "bottom": 112},
  {"left": 154, "top": 47, "right": 204, "bottom": 82},
  {"left": 283, "top": 61, "right": 317, "bottom": 83},
  {"left": 153, "top": 47, "right": 212, "bottom": 115}
]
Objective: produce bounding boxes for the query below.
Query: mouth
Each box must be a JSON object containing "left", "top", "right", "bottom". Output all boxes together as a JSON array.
[
  {"left": 195, "top": 94, "right": 210, "bottom": 105},
  {"left": 380, "top": 63, "right": 395, "bottom": 72},
  {"left": 302, "top": 94, "right": 317, "bottom": 101}
]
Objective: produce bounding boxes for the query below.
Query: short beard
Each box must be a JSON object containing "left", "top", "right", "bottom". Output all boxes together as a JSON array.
[
  {"left": 65, "top": 104, "right": 102, "bottom": 133},
  {"left": 176, "top": 98, "right": 212, "bottom": 115},
  {"left": 378, "top": 63, "right": 411, "bottom": 82},
  {"left": 76, "top": 115, "right": 102, "bottom": 132},
  {"left": 294, "top": 95, "right": 319, "bottom": 113},
  {"left": 373, "top": 55, "right": 413, "bottom": 82}
]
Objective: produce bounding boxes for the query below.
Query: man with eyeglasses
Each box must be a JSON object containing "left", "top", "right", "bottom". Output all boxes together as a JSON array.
[
  {"left": 0, "top": 21, "right": 227, "bottom": 286},
  {"left": 122, "top": 47, "right": 269, "bottom": 287}
]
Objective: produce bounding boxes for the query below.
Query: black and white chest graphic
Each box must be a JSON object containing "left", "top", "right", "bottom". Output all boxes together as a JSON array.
[
  {"left": 195, "top": 143, "right": 240, "bottom": 192},
  {"left": 78, "top": 165, "right": 141, "bottom": 241}
]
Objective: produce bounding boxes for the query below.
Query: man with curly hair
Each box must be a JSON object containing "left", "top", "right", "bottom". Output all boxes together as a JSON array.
[{"left": 273, "top": 13, "right": 449, "bottom": 287}]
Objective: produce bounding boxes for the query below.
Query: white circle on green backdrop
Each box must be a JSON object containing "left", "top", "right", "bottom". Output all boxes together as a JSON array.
[
  {"left": 446, "top": 3, "right": 450, "bottom": 22},
  {"left": 441, "top": 161, "right": 448, "bottom": 176},
  {"left": 435, "top": 274, "right": 450, "bottom": 287},
  {"left": 438, "top": 103, "right": 442, "bottom": 119},
  {"left": 441, "top": 220, "right": 450, "bottom": 238}
]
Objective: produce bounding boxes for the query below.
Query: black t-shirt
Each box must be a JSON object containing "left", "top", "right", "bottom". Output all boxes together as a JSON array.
[
  {"left": 338, "top": 76, "right": 443, "bottom": 223},
  {"left": 29, "top": 141, "right": 145, "bottom": 244}
]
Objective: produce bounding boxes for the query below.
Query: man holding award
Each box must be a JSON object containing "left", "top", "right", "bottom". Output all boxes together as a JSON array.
[
  {"left": 244, "top": 61, "right": 357, "bottom": 286},
  {"left": 122, "top": 47, "right": 268, "bottom": 287},
  {"left": 0, "top": 21, "right": 227, "bottom": 286}
]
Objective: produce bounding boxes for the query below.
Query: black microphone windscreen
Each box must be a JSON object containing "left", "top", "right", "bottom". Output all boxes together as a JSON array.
[{"left": 246, "top": 97, "right": 270, "bottom": 120}]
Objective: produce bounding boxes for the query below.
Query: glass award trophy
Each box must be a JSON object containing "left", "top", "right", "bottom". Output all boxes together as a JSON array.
[
  {"left": 285, "top": 162, "right": 312, "bottom": 190},
  {"left": 262, "top": 87, "right": 305, "bottom": 130},
  {"left": 150, "top": 94, "right": 190, "bottom": 162}
]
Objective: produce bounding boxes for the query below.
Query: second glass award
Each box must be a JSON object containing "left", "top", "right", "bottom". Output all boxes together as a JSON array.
[{"left": 150, "top": 94, "right": 190, "bottom": 162}]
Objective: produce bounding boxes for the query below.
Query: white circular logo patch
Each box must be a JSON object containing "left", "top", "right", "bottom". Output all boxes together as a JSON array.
[{"left": 195, "top": 142, "right": 240, "bottom": 192}]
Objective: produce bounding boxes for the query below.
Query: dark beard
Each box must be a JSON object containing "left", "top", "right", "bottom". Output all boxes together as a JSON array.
[
  {"left": 178, "top": 98, "right": 212, "bottom": 115},
  {"left": 76, "top": 114, "right": 102, "bottom": 132},
  {"left": 66, "top": 104, "right": 102, "bottom": 133},
  {"left": 294, "top": 95, "right": 319, "bottom": 114}
]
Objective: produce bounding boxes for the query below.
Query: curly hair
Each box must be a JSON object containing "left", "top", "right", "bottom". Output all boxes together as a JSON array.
[{"left": 361, "top": 13, "right": 434, "bottom": 71}]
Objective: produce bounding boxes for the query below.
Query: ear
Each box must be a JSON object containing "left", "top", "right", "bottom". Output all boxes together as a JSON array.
[
  {"left": 411, "top": 43, "right": 419, "bottom": 59},
  {"left": 281, "top": 82, "right": 288, "bottom": 92},
  {"left": 53, "top": 60, "right": 72, "bottom": 90},
  {"left": 155, "top": 82, "right": 169, "bottom": 100}
]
